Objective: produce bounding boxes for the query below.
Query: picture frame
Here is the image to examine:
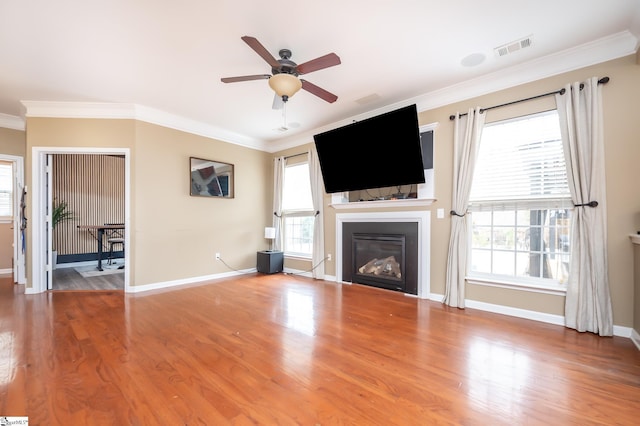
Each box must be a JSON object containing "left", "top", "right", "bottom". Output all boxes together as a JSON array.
[{"left": 189, "top": 157, "right": 234, "bottom": 198}]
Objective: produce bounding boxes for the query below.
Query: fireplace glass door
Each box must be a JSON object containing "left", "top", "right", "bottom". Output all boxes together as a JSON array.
[{"left": 352, "top": 233, "right": 406, "bottom": 292}]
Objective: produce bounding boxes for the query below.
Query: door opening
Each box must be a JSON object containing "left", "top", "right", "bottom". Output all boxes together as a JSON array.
[{"left": 31, "top": 147, "right": 130, "bottom": 294}]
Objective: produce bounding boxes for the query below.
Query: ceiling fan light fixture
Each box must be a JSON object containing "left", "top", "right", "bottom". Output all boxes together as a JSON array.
[{"left": 269, "top": 73, "right": 302, "bottom": 100}]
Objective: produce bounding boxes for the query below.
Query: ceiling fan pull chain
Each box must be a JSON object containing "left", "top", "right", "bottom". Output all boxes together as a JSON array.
[{"left": 282, "top": 100, "right": 287, "bottom": 129}]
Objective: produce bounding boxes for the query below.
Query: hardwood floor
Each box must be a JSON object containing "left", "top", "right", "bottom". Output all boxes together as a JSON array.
[{"left": 0, "top": 273, "right": 638, "bottom": 425}]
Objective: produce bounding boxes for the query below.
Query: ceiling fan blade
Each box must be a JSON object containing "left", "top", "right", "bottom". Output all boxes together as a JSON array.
[
  {"left": 241, "top": 36, "right": 280, "bottom": 68},
  {"left": 221, "top": 74, "right": 270, "bottom": 83},
  {"left": 296, "top": 53, "right": 341, "bottom": 75},
  {"left": 301, "top": 80, "right": 338, "bottom": 103},
  {"left": 272, "top": 93, "right": 284, "bottom": 110}
]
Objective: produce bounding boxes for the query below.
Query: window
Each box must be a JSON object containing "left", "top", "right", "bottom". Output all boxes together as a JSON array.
[
  {"left": 0, "top": 163, "right": 13, "bottom": 221},
  {"left": 282, "top": 162, "right": 314, "bottom": 257},
  {"left": 469, "top": 111, "right": 571, "bottom": 288}
]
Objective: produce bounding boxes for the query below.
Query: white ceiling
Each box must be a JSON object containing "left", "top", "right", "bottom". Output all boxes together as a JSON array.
[{"left": 1, "top": 1, "right": 639, "bottom": 152}]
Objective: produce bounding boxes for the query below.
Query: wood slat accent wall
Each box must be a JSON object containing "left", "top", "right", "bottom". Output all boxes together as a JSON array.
[{"left": 53, "top": 154, "right": 125, "bottom": 255}]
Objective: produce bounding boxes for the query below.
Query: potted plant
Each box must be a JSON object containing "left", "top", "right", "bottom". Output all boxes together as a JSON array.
[
  {"left": 52, "top": 200, "right": 74, "bottom": 229},
  {"left": 52, "top": 200, "right": 74, "bottom": 268}
]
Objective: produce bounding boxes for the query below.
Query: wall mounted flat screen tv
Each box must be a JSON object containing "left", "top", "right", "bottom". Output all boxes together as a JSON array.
[{"left": 313, "top": 104, "right": 425, "bottom": 193}]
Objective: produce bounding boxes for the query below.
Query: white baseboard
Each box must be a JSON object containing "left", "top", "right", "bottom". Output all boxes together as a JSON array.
[
  {"left": 324, "top": 274, "right": 337, "bottom": 282},
  {"left": 283, "top": 267, "right": 313, "bottom": 278},
  {"left": 466, "top": 297, "right": 566, "bottom": 327},
  {"left": 56, "top": 260, "right": 109, "bottom": 269},
  {"left": 427, "top": 292, "right": 633, "bottom": 340},
  {"left": 127, "top": 268, "right": 256, "bottom": 293},
  {"left": 631, "top": 329, "right": 640, "bottom": 351},
  {"left": 281, "top": 269, "right": 340, "bottom": 281},
  {"left": 0, "top": 268, "right": 12, "bottom": 275},
  {"left": 612, "top": 324, "right": 634, "bottom": 339}
]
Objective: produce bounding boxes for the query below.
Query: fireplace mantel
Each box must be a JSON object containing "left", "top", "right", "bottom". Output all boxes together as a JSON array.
[{"left": 330, "top": 198, "right": 436, "bottom": 209}]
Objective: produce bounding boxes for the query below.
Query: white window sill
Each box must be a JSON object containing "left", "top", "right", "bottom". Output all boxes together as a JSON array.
[
  {"left": 467, "top": 275, "right": 567, "bottom": 296},
  {"left": 284, "top": 253, "right": 312, "bottom": 261}
]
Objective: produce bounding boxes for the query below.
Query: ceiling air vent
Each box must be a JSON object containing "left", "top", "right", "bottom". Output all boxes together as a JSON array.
[{"left": 494, "top": 35, "right": 533, "bottom": 57}]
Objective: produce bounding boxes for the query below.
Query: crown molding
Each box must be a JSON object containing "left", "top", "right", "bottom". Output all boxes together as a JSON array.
[
  {"left": 19, "top": 101, "right": 268, "bottom": 151},
  {"left": 8, "top": 31, "right": 639, "bottom": 152},
  {"left": 271, "top": 30, "right": 638, "bottom": 152},
  {"left": 0, "top": 113, "right": 25, "bottom": 131},
  {"left": 21, "top": 101, "right": 136, "bottom": 119},
  {"left": 132, "top": 105, "right": 267, "bottom": 151},
  {"left": 412, "top": 30, "right": 638, "bottom": 112}
]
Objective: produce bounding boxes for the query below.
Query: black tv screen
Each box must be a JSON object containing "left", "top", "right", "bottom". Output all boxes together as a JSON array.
[{"left": 313, "top": 104, "right": 425, "bottom": 193}]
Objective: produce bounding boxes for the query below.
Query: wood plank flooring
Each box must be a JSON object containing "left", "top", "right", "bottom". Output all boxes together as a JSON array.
[
  {"left": 52, "top": 265, "right": 124, "bottom": 291},
  {"left": 0, "top": 273, "right": 638, "bottom": 425}
]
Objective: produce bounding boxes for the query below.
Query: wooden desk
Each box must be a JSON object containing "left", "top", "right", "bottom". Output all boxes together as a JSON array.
[{"left": 77, "top": 224, "right": 125, "bottom": 271}]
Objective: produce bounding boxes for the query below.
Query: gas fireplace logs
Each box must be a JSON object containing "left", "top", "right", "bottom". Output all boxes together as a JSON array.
[{"left": 358, "top": 256, "right": 402, "bottom": 279}]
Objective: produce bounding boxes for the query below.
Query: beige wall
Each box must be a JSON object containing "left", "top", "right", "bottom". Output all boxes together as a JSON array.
[
  {"left": 0, "top": 223, "right": 12, "bottom": 270},
  {"left": 277, "top": 55, "right": 640, "bottom": 329},
  {"left": 24, "top": 118, "right": 135, "bottom": 287},
  {"left": 132, "top": 121, "right": 272, "bottom": 286},
  {"left": 24, "top": 118, "right": 272, "bottom": 288},
  {"left": 0, "top": 127, "right": 26, "bottom": 157}
]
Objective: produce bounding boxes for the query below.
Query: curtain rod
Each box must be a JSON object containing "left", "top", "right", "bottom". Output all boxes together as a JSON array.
[
  {"left": 283, "top": 152, "right": 308, "bottom": 160},
  {"left": 449, "top": 77, "right": 610, "bottom": 121}
]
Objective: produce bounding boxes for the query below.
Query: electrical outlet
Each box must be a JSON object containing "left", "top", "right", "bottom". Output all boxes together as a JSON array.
[
  {"left": 327, "top": 253, "right": 332, "bottom": 261},
  {"left": 215, "top": 252, "right": 221, "bottom": 261}
]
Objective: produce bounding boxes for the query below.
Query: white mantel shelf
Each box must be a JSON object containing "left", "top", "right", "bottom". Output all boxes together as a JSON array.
[
  {"left": 630, "top": 234, "right": 640, "bottom": 245},
  {"left": 330, "top": 198, "right": 436, "bottom": 209}
]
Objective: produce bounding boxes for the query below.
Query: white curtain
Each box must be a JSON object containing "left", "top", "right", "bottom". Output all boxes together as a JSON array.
[
  {"left": 443, "top": 107, "right": 485, "bottom": 308},
  {"left": 556, "top": 77, "right": 613, "bottom": 336},
  {"left": 272, "top": 156, "right": 285, "bottom": 251},
  {"left": 308, "top": 148, "right": 325, "bottom": 279}
]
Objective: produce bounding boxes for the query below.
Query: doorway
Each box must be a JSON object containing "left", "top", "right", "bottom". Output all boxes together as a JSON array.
[
  {"left": 0, "top": 154, "right": 25, "bottom": 285},
  {"left": 30, "top": 147, "right": 130, "bottom": 294}
]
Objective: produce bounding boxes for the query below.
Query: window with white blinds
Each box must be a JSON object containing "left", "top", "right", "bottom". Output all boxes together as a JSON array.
[
  {"left": 468, "top": 110, "right": 571, "bottom": 288},
  {"left": 0, "top": 163, "right": 13, "bottom": 219},
  {"left": 470, "top": 110, "right": 570, "bottom": 210}
]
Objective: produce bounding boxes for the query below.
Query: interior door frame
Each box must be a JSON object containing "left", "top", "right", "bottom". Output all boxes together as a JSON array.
[{"left": 29, "top": 147, "right": 131, "bottom": 294}]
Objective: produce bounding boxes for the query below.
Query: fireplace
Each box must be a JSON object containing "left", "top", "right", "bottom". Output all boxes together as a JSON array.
[
  {"left": 341, "top": 221, "right": 419, "bottom": 295},
  {"left": 336, "top": 211, "right": 430, "bottom": 298},
  {"left": 352, "top": 233, "right": 406, "bottom": 292}
]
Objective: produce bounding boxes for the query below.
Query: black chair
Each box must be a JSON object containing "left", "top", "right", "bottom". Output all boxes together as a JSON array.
[{"left": 104, "top": 223, "right": 125, "bottom": 265}]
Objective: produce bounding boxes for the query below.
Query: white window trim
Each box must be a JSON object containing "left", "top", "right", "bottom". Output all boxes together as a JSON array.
[
  {"left": 282, "top": 210, "right": 315, "bottom": 259},
  {"left": 0, "top": 162, "right": 13, "bottom": 220},
  {"left": 466, "top": 273, "right": 567, "bottom": 296},
  {"left": 467, "top": 110, "right": 571, "bottom": 291},
  {"left": 466, "top": 214, "right": 570, "bottom": 294},
  {"left": 282, "top": 209, "right": 315, "bottom": 218},
  {"left": 284, "top": 252, "right": 313, "bottom": 261},
  {"left": 282, "top": 160, "right": 314, "bottom": 258}
]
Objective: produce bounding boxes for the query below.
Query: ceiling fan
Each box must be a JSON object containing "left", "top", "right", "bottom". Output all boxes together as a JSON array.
[{"left": 221, "top": 36, "right": 341, "bottom": 108}]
